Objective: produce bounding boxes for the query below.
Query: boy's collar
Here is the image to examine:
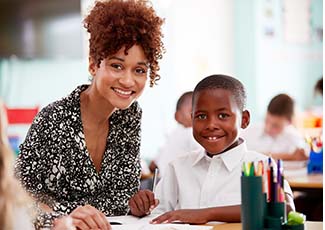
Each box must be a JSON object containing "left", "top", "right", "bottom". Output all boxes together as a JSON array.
[{"left": 192, "top": 138, "right": 247, "bottom": 172}]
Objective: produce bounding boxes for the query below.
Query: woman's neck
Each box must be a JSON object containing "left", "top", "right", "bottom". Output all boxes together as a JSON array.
[{"left": 80, "top": 86, "right": 116, "bottom": 124}]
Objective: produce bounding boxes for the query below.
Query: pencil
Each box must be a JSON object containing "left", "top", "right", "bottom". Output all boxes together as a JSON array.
[{"left": 151, "top": 167, "right": 159, "bottom": 192}]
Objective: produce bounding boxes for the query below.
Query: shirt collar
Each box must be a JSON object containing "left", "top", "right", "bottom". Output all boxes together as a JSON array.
[{"left": 192, "top": 138, "right": 248, "bottom": 172}]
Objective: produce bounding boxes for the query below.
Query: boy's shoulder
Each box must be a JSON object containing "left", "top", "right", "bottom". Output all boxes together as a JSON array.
[
  {"left": 243, "top": 149, "right": 268, "bottom": 162},
  {"left": 168, "top": 148, "right": 204, "bottom": 166}
]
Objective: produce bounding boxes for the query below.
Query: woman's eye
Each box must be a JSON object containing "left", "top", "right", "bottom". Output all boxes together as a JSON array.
[
  {"left": 135, "top": 68, "right": 147, "bottom": 75},
  {"left": 111, "top": 64, "right": 123, "bottom": 70}
]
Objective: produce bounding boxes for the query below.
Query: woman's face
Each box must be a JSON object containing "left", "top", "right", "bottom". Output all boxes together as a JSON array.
[{"left": 89, "top": 45, "right": 149, "bottom": 110}]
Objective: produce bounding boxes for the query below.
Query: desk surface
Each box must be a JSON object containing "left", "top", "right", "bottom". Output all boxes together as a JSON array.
[
  {"left": 210, "top": 221, "right": 323, "bottom": 230},
  {"left": 284, "top": 164, "right": 323, "bottom": 189}
]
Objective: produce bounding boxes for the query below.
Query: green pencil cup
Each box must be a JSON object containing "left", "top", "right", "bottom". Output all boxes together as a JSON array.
[
  {"left": 241, "top": 176, "right": 264, "bottom": 230},
  {"left": 264, "top": 202, "right": 285, "bottom": 229},
  {"left": 264, "top": 216, "right": 284, "bottom": 229},
  {"left": 283, "top": 223, "right": 305, "bottom": 230},
  {"left": 267, "top": 202, "right": 285, "bottom": 218}
]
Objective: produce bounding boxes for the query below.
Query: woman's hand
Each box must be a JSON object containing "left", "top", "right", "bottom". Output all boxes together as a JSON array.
[
  {"left": 151, "top": 209, "right": 208, "bottom": 224},
  {"left": 53, "top": 216, "right": 75, "bottom": 230},
  {"left": 128, "top": 189, "right": 159, "bottom": 217},
  {"left": 54, "top": 205, "right": 111, "bottom": 230}
]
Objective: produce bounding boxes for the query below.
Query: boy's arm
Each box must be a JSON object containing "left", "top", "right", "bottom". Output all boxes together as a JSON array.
[
  {"left": 151, "top": 205, "right": 241, "bottom": 224},
  {"left": 152, "top": 163, "right": 179, "bottom": 215},
  {"left": 284, "top": 179, "right": 295, "bottom": 213}
]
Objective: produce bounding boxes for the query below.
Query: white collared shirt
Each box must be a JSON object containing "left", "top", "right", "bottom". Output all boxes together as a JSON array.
[{"left": 154, "top": 141, "right": 289, "bottom": 213}]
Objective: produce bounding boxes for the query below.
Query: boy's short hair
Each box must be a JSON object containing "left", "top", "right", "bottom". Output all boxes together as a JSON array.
[
  {"left": 176, "top": 91, "right": 193, "bottom": 112},
  {"left": 193, "top": 74, "right": 246, "bottom": 110},
  {"left": 267, "top": 94, "right": 294, "bottom": 121}
]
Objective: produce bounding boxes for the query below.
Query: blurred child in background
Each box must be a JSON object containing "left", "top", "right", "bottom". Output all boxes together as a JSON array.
[
  {"left": 241, "top": 94, "right": 308, "bottom": 161},
  {"left": 0, "top": 99, "right": 34, "bottom": 230},
  {"left": 149, "top": 91, "right": 201, "bottom": 176}
]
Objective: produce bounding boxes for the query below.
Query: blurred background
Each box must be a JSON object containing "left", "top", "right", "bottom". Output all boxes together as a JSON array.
[{"left": 0, "top": 0, "right": 322, "bottom": 160}]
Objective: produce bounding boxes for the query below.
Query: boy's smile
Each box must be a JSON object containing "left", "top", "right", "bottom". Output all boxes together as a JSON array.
[{"left": 192, "top": 89, "right": 250, "bottom": 155}]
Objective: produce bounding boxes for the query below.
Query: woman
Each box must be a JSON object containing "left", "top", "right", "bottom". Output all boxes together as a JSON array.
[{"left": 15, "top": 0, "right": 165, "bottom": 229}]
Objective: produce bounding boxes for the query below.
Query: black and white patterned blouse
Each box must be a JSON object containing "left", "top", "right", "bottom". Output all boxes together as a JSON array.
[{"left": 15, "top": 85, "right": 142, "bottom": 216}]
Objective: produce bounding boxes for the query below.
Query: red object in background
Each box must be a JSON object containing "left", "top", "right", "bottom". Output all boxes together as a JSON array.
[{"left": 5, "top": 107, "right": 39, "bottom": 124}]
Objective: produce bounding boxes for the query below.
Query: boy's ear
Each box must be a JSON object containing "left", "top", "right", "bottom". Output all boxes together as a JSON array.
[
  {"left": 241, "top": 110, "right": 250, "bottom": 129},
  {"left": 175, "top": 111, "right": 180, "bottom": 124}
]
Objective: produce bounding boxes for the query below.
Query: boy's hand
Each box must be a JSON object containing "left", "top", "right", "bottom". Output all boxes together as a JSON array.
[
  {"left": 129, "top": 189, "right": 159, "bottom": 217},
  {"left": 151, "top": 209, "right": 208, "bottom": 224}
]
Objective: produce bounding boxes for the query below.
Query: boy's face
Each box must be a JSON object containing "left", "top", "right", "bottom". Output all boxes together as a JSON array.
[
  {"left": 192, "top": 89, "right": 250, "bottom": 155},
  {"left": 264, "top": 112, "right": 289, "bottom": 137}
]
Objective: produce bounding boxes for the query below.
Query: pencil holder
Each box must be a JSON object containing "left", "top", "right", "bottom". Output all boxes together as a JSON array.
[
  {"left": 241, "top": 176, "right": 264, "bottom": 230},
  {"left": 264, "top": 202, "right": 285, "bottom": 229},
  {"left": 283, "top": 223, "right": 305, "bottom": 230},
  {"left": 267, "top": 202, "right": 285, "bottom": 219},
  {"left": 264, "top": 216, "right": 284, "bottom": 229}
]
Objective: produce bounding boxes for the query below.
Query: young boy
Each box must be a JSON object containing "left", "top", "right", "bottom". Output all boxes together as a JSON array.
[
  {"left": 241, "top": 94, "right": 308, "bottom": 161},
  {"left": 149, "top": 91, "right": 201, "bottom": 175},
  {"left": 150, "top": 74, "right": 294, "bottom": 224}
]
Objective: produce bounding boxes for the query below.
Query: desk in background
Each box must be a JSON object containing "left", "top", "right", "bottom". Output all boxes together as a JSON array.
[
  {"left": 209, "top": 221, "right": 323, "bottom": 230},
  {"left": 284, "top": 165, "right": 323, "bottom": 190},
  {"left": 283, "top": 162, "right": 323, "bottom": 221}
]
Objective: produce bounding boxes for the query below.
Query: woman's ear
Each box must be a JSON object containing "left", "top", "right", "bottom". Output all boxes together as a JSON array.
[
  {"left": 241, "top": 110, "right": 250, "bottom": 129},
  {"left": 88, "top": 57, "right": 97, "bottom": 77}
]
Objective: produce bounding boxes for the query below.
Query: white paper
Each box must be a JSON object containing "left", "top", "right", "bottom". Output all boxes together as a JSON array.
[{"left": 107, "top": 215, "right": 213, "bottom": 230}]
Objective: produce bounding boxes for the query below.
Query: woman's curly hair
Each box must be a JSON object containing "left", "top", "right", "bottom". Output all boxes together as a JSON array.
[{"left": 84, "top": 0, "right": 165, "bottom": 87}]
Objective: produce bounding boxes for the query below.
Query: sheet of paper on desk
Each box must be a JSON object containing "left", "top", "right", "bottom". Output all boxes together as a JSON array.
[
  {"left": 107, "top": 215, "right": 213, "bottom": 230},
  {"left": 111, "top": 224, "right": 213, "bottom": 230},
  {"left": 283, "top": 160, "right": 307, "bottom": 170}
]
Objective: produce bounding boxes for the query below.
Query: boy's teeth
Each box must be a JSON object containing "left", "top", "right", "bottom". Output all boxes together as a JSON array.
[
  {"left": 208, "top": 137, "right": 217, "bottom": 140},
  {"left": 114, "top": 88, "right": 132, "bottom": 95}
]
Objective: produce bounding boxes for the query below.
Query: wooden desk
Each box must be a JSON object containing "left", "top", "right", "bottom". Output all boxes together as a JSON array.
[
  {"left": 287, "top": 173, "right": 323, "bottom": 189},
  {"left": 284, "top": 166, "right": 323, "bottom": 190},
  {"left": 209, "top": 221, "right": 323, "bottom": 230}
]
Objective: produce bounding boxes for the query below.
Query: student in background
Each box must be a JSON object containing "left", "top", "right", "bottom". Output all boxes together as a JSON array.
[
  {"left": 149, "top": 91, "right": 201, "bottom": 176},
  {"left": 151, "top": 75, "right": 294, "bottom": 224},
  {"left": 314, "top": 77, "right": 323, "bottom": 96},
  {"left": 15, "top": 0, "right": 164, "bottom": 228},
  {"left": 241, "top": 94, "right": 308, "bottom": 161},
  {"left": 0, "top": 99, "right": 77, "bottom": 230},
  {"left": 0, "top": 98, "right": 34, "bottom": 230},
  {"left": 308, "top": 77, "right": 323, "bottom": 118}
]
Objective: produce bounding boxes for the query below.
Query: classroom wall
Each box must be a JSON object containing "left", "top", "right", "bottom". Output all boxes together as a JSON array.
[
  {"left": 234, "top": 0, "right": 323, "bottom": 122},
  {"left": 0, "top": 0, "right": 322, "bottom": 160}
]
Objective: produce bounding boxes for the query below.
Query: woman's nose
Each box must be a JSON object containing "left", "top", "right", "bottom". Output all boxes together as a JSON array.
[{"left": 119, "top": 71, "right": 135, "bottom": 87}]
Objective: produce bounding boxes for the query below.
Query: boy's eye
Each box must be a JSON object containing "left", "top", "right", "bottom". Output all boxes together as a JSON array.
[
  {"left": 196, "top": 114, "right": 207, "bottom": 120},
  {"left": 218, "top": 113, "right": 229, "bottom": 119},
  {"left": 111, "top": 63, "right": 123, "bottom": 70}
]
